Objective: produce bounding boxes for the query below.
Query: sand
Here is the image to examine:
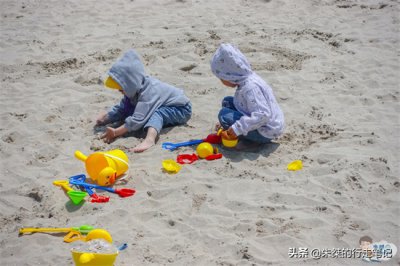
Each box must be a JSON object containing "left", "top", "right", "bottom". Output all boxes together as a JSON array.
[{"left": 1, "top": 0, "right": 399, "bottom": 265}]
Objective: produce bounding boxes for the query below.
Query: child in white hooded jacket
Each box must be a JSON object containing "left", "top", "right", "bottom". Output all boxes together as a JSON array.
[{"left": 211, "top": 43, "right": 284, "bottom": 145}]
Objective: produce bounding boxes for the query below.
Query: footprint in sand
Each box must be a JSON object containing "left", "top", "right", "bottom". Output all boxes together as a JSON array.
[{"left": 192, "top": 193, "right": 207, "bottom": 211}]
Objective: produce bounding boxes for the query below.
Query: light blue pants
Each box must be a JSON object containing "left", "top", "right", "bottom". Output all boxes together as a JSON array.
[
  {"left": 144, "top": 103, "right": 192, "bottom": 133},
  {"left": 218, "top": 96, "right": 271, "bottom": 144}
]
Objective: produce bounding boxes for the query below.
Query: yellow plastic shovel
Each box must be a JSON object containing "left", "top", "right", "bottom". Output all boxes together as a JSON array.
[{"left": 19, "top": 225, "right": 94, "bottom": 242}]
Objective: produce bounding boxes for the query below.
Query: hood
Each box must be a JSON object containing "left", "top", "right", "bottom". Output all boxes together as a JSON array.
[
  {"left": 107, "top": 49, "right": 147, "bottom": 98},
  {"left": 210, "top": 43, "right": 252, "bottom": 84}
]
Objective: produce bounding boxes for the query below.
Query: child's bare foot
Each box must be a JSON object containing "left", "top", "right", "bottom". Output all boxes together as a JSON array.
[
  {"left": 131, "top": 138, "right": 155, "bottom": 153},
  {"left": 130, "top": 127, "right": 158, "bottom": 153}
]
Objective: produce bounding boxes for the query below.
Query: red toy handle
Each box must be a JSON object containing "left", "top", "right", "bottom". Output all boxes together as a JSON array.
[
  {"left": 205, "top": 153, "right": 223, "bottom": 161},
  {"left": 203, "top": 133, "right": 222, "bottom": 144}
]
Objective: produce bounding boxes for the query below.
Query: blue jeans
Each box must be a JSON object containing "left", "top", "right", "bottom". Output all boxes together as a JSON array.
[
  {"left": 144, "top": 103, "right": 192, "bottom": 133},
  {"left": 218, "top": 96, "right": 271, "bottom": 144}
]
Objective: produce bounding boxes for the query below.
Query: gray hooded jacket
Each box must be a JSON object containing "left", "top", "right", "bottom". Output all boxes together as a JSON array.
[{"left": 107, "top": 50, "right": 190, "bottom": 131}]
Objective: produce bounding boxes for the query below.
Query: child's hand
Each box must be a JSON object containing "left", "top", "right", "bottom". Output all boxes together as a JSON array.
[
  {"left": 215, "top": 122, "right": 222, "bottom": 131},
  {"left": 222, "top": 127, "right": 237, "bottom": 140},
  {"left": 101, "top": 127, "right": 117, "bottom": 143},
  {"left": 96, "top": 113, "right": 109, "bottom": 126}
]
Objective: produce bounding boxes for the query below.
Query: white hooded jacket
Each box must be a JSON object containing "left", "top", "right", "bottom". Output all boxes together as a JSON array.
[{"left": 211, "top": 44, "right": 284, "bottom": 139}]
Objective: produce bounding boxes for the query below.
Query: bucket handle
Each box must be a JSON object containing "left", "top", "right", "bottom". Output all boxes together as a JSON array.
[
  {"left": 75, "top": 150, "right": 88, "bottom": 162},
  {"left": 102, "top": 153, "right": 129, "bottom": 168}
]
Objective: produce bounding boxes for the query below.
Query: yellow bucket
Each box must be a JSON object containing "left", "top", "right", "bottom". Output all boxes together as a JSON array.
[
  {"left": 221, "top": 137, "right": 238, "bottom": 148},
  {"left": 71, "top": 250, "right": 118, "bottom": 266},
  {"left": 217, "top": 129, "right": 238, "bottom": 148},
  {"left": 75, "top": 150, "right": 129, "bottom": 186}
]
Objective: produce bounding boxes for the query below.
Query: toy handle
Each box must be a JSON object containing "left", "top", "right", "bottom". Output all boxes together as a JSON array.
[
  {"left": 118, "top": 243, "right": 128, "bottom": 251},
  {"left": 53, "top": 180, "right": 73, "bottom": 192},
  {"left": 19, "top": 227, "right": 70, "bottom": 234},
  {"left": 74, "top": 150, "right": 87, "bottom": 162},
  {"left": 71, "top": 225, "right": 94, "bottom": 234},
  {"left": 205, "top": 153, "right": 223, "bottom": 161},
  {"left": 175, "top": 139, "right": 204, "bottom": 147},
  {"left": 72, "top": 181, "right": 115, "bottom": 192},
  {"left": 84, "top": 186, "right": 95, "bottom": 196},
  {"left": 87, "top": 184, "right": 115, "bottom": 193},
  {"left": 63, "top": 230, "right": 84, "bottom": 243},
  {"left": 162, "top": 139, "right": 203, "bottom": 150},
  {"left": 103, "top": 153, "right": 129, "bottom": 168},
  {"left": 69, "top": 174, "right": 87, "bottom": 183}
]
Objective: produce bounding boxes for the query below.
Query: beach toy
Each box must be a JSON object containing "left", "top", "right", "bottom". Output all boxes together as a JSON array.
[
  {"left": 84, "top": 186, "right": 110, "bottom": 203},
  {"left": 72, "top": 250, "right": 118, "bottom": 266},
  {"left": 196, "top": 142, "right": 223, "bottom": 160},
  {"left": 176, "top": 153, "right": 198, "bottom": 164},
  {"left": 53, "top": 180, "right": 88, "bottom": 205},
  {"left": 85, "top": 229, "right": 113, "bottom": 243},
  {"left": 75, "top": 150, "right": 129, "bottom": 186},
  {"left": 162, "top": 139, "right": 203, "bottom": 151},
  {"left": 19, "top": 225, "right": 94, "bottom": 243},
  {"left": 205, "top": 153, "right": 223, "bottom": 161},
  {"left": 104, "top": 76, "right": 122, "bottom": 90},
  {"left": 162, "top": 159, "right": 182, "bottom": 173},
  {"left": 287, "top": 160, "right": 303, "bottom": 171},
  {"left": 71, "top": 239, "right": 118, "bottom": 266},
  {"left": 161, "top": 133, "right": 222, "bottom": 151},
  {"left": 69, "top": 174, "right": 135, "bottom": 198},
  {"left": 117, "top": 243, "right": 128, "bottom": 251},
  {"left": 196, "top": 142, "right": 214, "bottom": 159},
  {"left": 218, "top": 129, "right": 238, "bottom": 148},
  {"left": 69, "top": 175, "right": 110, "bottom": 203},
  {"left": 71, "top": 230, "right": 116, "bottom": 266},
  {"left": 205, "top": 133, "right": 222, "bottom": 144}
]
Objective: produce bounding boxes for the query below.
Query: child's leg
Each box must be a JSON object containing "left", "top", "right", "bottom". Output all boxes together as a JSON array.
[
  {"left": 216, "top": 96, "right": 239, "bottom": 130},
  {"left": 233, "top": 131, "right": 271, "bottom": 151},
  {"left": 131, "top": 103, "right": 192, "bottom": 152},
  {"left": 221, "top": 96, "right": 237, "bottom": 110},
  {"left": 155, "top": 103, "right": 192, "bottom": 128},
  {"left": 242, "top": 130, "right": 271, "bottom": 144},
  {"left": 218, "top": 107, "right": 243, "bottom": 130}
]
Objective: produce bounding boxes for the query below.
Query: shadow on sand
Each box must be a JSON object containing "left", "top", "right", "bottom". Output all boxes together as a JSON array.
[{"left": 220, "top": 142, "right": 280, "bottom": 162}]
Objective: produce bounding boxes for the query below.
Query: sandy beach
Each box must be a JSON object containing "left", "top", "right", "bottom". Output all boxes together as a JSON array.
[{"left": 1, "top": 0, "right": 399, "bottom": 265}]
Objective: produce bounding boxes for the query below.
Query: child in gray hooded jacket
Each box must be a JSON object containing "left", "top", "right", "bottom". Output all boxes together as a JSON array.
[{"left": 96, "top": 49, "right": 192, "bottom": 152}]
